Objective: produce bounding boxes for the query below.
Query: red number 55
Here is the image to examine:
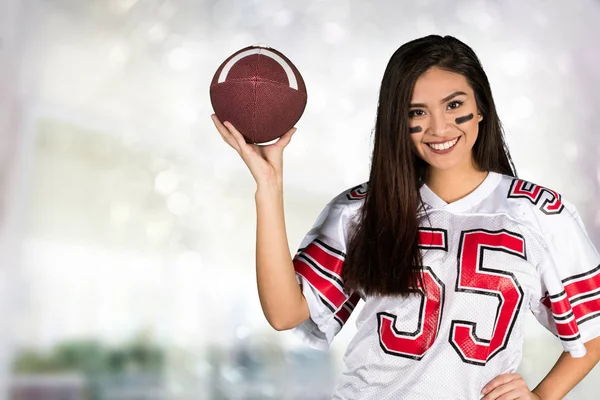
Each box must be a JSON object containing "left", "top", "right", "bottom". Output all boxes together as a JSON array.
[{"left": 378, "top": 229, "right": 526, "bottom": 366}]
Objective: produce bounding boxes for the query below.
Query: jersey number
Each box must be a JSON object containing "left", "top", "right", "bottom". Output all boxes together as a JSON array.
[{"left": 377, "top": 229, "right": 526, "bottom": 366}]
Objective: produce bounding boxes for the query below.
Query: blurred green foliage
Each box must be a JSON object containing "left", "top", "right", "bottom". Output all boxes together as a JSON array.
[{"left": 12, "top": 332, "right": 164, "bottom": 375}]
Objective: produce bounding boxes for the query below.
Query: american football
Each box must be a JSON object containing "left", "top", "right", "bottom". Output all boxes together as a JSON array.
[{"left": 209, "top": 44, "right": 307, "bottom": 144}]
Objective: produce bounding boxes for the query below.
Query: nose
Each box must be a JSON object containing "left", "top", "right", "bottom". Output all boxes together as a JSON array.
[{"left": 429, "top": 111, "right": 451, "bottom": 137}]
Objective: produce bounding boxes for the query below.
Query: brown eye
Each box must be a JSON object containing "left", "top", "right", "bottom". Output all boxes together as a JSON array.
[
  {"left": 447, "top": 100, "right": 464, "bottom": 110},
  {"left": 409, "top": 109, "right": 425, "bottom": 118}
]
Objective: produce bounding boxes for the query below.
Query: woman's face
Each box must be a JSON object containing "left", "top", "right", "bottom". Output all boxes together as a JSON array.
[{"left": 408, "top": 67, "right": 483, "bottom": 173}]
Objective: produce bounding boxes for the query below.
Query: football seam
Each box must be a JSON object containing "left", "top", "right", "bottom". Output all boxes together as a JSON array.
[
  {"left": 251, "top": 50, "right": 266, "bottom": 143},
  {"left": 209, "top": 79, "right": 307, "bottom": 141}
]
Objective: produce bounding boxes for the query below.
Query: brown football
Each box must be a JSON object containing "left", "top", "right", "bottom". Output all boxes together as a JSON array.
[{"left": 210, "top": 45, "right": 307, "bottom": 144}]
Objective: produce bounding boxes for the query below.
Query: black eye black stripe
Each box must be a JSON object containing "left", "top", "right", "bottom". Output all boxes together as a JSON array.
[
  {"left": 455, "top": 113, "right": 474, "bottom": 124},
  {"left": 410, "top": 113, "right": 474, "bottom": 133}
]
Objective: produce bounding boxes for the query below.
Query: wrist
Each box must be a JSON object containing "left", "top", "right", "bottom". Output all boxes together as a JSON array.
[{"left": 255, "top": 180, "right": 283, "bottom": 200}]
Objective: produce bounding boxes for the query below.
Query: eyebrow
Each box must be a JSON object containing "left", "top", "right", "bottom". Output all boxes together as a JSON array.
[{"left": 409, "top": 91, "right": 468, "bottom": 108}]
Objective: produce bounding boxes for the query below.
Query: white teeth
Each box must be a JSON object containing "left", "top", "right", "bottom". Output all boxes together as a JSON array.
[{"left": 428, "top": 138, "right": 459, "bottom": 151}]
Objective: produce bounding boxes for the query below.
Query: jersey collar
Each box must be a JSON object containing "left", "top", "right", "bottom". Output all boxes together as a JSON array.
[{"left": 420, "top": 171, "right": 502, "bottom": 213}]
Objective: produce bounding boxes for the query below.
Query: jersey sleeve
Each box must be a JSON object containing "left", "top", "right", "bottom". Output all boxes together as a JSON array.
[
  {"left": 291, "top": 191, "right": 363, "bottom": 350},
  {"left": 530, "top": 202, "right": 600, "bottom": 358}
]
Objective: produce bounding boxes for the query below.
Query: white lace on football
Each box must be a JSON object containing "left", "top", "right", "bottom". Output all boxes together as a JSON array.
[{"left": 217, "top": 47, "right": 299, "bottom": 90}]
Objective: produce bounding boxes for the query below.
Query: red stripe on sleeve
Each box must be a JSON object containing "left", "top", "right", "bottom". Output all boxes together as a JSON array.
[
  {"left": 549, "top": 295, "right": 583, "bottom": 338},
  {"left": 573, "top": 298, "right": 600, "bottom": 321},
  {"left": 563, "top": 270, "right": 600, "bottom": 321},
  {"left": 335, "top": 292, "right": 362, "bottom": 324},
  {"left": 294, "top": 257, "right": 347, "bottom": 309},
  {"left": 564, "top": 272, "right": 600, "bottom": 299},
  {"left": 550, "top": 296, "right": 572, "bottom": 316},
  {"left": 302, "top": 241, "right": 345, "bottom": 277},
  {"left": 335, "top": 305, "right": 352, "bottom": 324},
  {"left": 554, "top": 319, "right": 580, "bottom": 338}
]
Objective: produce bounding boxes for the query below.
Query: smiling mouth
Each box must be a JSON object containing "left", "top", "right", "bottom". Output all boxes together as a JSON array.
[{"left": 427, "top": 137, "right": 460, "bottom": 151}]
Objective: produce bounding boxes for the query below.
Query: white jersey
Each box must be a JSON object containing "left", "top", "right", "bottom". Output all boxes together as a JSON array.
[{"left": 292, "top": 172, "right": 600, "bottom": 400}]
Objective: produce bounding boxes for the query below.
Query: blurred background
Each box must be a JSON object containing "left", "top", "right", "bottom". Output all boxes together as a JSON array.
[{"left": 1, "top": 0, "right": 599, "bottom": 398}]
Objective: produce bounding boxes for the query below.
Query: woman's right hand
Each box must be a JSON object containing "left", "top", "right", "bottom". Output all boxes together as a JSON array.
[{"left": 211, "top": 114, "right": 296, "bottom": 190}]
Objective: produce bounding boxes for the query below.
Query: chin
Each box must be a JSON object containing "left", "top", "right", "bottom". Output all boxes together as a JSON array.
[{"left": 425, "top": 159, "right": 462, "bottom": 171}]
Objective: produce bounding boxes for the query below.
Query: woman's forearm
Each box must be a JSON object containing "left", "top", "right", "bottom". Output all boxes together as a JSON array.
[
  {"left": 532, "top": 335, "right": 600, "bottom": 399},
  {"left": 255, "top": 183, "right": 310, "bottom": 331}
]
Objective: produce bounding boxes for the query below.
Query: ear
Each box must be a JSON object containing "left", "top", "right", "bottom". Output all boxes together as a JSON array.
[{"left": 477, "top": 112, "right": 483, "bottom": 122}]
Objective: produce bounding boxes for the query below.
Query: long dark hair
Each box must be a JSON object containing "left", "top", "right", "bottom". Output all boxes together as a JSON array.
[{"left": 342, "top": 35, "right": 516, "bottom": 297}]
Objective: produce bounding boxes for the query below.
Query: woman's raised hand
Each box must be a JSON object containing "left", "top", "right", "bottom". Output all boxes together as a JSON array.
[{"left": 211, "top": 114, "right": 296, "bottom": 190}]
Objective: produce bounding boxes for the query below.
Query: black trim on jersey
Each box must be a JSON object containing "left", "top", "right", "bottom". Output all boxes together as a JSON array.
[
  {"left": 318, "top": 293, "right": 336, "bottom": 313},
  {"left": 578, "top": 311, "right": 600, "bottom": 325},
  {"left": 449, "top": 229, "right": 526, "bottom": 367},
  {"left": 417, "top": 228, "right": 449, "bottom": 252},
  {"left": 380, "top": 294, "right": 426, "bottom": 339},
  {"left": 544, "top": 283, "right": 600, "bottom": 338},
  {"left": 339, "top": 302, "right": 354, "bottom": 315},
  {"left": 507, "top": 178, "right": 565, "bottom": 215},
  {"left": 345, "top": 299, "right": 357, "bottom": 312},
  {"left": 506, "top": 179, "right": 532, "bottom": 202},
  {"left": 549, "top": 290, "right": 567, "bottom": 300},
  {"left": 571, "top": 288, "right": 600, "bottom": 306},
  {"left": 314, "top": 238, "right": 347, "bottom": 258},
  {"left": 451, "top": 320, "right": 491, "bottom": 344},
  {"left": 377, "top": 267, "right": 445, "bottom": 361},
  {"left": 552, "top": 310, "right": 574, "bottom": 322},
  {"left": 297, "top": 253, "right": 344, "bottom": 289},
  {"left": 507, "top": 179, "right": 526, "bottom": 201},
  {"left": 328, "top": 296, "right": 359, "bottom": 327},
  {"left": 334, "top": 315, "right": 344, "bottom": 327},
  {"left": 295, "top": 238, "right": 347, "bottom": 261},
  {"left": 296, "top": 238, "right": 346, "bottom": 288},
  {"left": 517, "top": 180, "right": 535, "bottom": 192},
  {"left": 540, "top": 184, "right": 564, "bottom": 214},
  {"left": 346, "top": 184, "right": 367, "bottom": 201},
  {"left": 379, "top": 307, "right": 422, "bottom": 339},
  {"left": 377, "top": 310, "right": 426, "bottom": 361},
  {"left": 558, "top": 333, "right": 581, "bottom": 342},
  {"left": 561, "top": 264, "right": 600, "bottom": 284},
  {"left": 296, "top": 258, "right": 341, "bottom": 313},
  {"left": 331, "top": 294, "right": 361, "bottom": 328}
]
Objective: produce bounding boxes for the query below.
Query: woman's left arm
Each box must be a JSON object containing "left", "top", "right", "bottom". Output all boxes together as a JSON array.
[
  {"left": 481, "top": 335, "right": 600, "bottom": 400},
  {"left": 532, "top": 335, "right": 600, "bottom": 400}
]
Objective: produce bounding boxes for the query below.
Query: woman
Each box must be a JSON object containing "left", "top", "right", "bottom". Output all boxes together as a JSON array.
[{"left": 212, "top": 35, "right": 600, "bottom": 399}]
